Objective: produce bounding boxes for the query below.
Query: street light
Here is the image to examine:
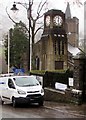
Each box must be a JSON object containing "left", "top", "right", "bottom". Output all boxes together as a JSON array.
[
  {"left": 8, "top": 31, "right": 10, "bottom": 74},
  {"left": 11, "top": 1, "right": 31, "bottom": 72},
  {"left": 10, "top": 2, "right": 19, "bottom": 12}
]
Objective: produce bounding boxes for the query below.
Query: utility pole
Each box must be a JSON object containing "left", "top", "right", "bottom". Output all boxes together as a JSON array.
[
  {"left": 27, "top": 0, "right": 31, "bottom": 71},
  {"left": 8, "top": 31, "right": 10, "bottom": 74},
  {"left": 11, "top": 0, "right": 32, "bottom": 72}
]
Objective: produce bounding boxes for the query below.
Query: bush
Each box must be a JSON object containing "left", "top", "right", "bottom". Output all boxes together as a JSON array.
[{"left": 43, "top": 70, "right": 73, "bottom": 88}]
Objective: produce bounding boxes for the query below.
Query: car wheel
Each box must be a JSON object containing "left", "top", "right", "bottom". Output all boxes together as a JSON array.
[{"left": 12, "top": 97, "right": 17, "bottom": 107}]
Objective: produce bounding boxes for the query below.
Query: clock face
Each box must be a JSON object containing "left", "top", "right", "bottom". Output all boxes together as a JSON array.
[
  {"left": 45, "top": 16, "right": 50, "bottom": 26},
  {"left": 53, "top": 15, "right": 63, "bottom": 26}
]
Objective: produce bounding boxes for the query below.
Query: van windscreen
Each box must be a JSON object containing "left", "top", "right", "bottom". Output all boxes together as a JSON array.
[{"left": 13, "top": 77, "right": 39, "bottom": 87}]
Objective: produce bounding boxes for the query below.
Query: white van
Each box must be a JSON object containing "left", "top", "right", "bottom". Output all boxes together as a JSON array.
[{"left": 0, "top": 75, "right": 44, "bottom": 107}]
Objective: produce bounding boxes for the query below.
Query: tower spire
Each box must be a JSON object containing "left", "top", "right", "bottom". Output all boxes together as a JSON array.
[{"left": 65, "top": 2, "right": 71, "bottom": 19}]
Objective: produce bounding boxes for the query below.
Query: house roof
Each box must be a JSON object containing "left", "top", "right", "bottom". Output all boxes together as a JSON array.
[{"left": 68, "top": 43, "right": 81, "bottom": 56}]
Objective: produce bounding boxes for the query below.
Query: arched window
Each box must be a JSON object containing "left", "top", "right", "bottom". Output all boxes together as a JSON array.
[{"left": 35, "top": 56, "right": 40, "bottom": 70}]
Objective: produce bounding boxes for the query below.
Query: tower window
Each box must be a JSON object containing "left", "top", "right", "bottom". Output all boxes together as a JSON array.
[
  {"left": 54, "top": 37, "right": 64, "bottom": 55},
  {"left": 58, "top": 40, "right": 60, "bottom": 55},
  {"left": 54, "top": 39, "right": 57, "bottom": 55},
  {"left": 62, "top": 40, "right": 64, "bottom": 55}
]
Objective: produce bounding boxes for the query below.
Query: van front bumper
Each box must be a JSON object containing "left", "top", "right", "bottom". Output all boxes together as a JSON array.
[{"left": 15, "top": 94, "right": 44, "bottom": 104}]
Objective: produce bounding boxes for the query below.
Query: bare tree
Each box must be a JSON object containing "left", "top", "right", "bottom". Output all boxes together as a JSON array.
[
  {"left": 30, "top": 0, "right": 47, "bottom": 51},
  {"left": 6, "top": 0, "right": 47, "bottom": 53},
  {"left": 65, "top": 0, "right": 83, "bottom": 6}
]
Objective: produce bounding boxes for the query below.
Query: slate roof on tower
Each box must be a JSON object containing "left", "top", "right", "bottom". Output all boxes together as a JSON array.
[{"left": 65, "top": 2, "right": 71, "bottom": 19}]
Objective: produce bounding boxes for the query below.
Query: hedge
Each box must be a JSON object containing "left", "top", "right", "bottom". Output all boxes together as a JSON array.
[{"left": 30, "top": 69, "right": 73, "bottom": 89}]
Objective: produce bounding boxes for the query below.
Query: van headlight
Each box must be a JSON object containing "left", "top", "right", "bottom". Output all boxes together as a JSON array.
[
  {"left": 41, "top": 88, "right": 44, "bottom": 93},
  {"left": 17, "top": 89, "right": 26, "bottom": 94}
]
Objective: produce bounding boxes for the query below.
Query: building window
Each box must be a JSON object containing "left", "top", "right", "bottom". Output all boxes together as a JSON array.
[
  {"left": 54, "top": 39, "right": 57, "bottom": 55},
  {"left": 62, "top": 40, "right": 64, "bottom": 55},
  {"left": 55, "top": 61, "right": 63, "bottom": 70},
  {"left": 35, "top": 56, "right": 40, "bottom": 70},
  {"left": 58, "top": 40, "right": 60, "bottom": 55},
  {"left": 54, "top": 37, "right": 64, "bottom": 55}
]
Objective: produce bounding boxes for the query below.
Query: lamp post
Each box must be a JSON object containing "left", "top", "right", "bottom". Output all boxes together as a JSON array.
[
  {"left": 11, "top": 0, "right": 31, "bottom": 72},
  {"left": 8, "top": 31, "right": 10, "bottom": 74}
]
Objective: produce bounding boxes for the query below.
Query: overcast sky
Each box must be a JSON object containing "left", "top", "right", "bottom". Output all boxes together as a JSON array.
[{"left": 0, "top": 0, "right": 85, "bottom": 44}]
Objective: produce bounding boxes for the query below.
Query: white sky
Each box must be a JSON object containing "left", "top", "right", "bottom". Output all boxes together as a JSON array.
[{"left": 0, "top": 0, "right": 85, "bottom": 43}]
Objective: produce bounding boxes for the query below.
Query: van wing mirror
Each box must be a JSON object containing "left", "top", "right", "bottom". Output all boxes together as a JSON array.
[
  {"left": 11, "top": 85, "right": 15, "bottom": 89},
  {"left": 39, "top": 81, "right": 41, "bottom": 85}
]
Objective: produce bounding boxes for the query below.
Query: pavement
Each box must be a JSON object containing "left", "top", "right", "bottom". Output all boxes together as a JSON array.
[{"left": 44, "top": 101, "right": 86, "bottom": 118}]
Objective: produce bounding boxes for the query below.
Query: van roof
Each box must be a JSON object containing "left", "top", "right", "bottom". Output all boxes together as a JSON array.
[
  {"left": 11, "top": 75, "right": 35, "bottom": 78},
  {"left": 0, "top": 73, "right": 32, "bottom": 77},
  {"left": 0, "top": 75, "right": 36, "bottom": 79},
  {"left": 0, "top": 73, "right": 14, "bottom": 77}
]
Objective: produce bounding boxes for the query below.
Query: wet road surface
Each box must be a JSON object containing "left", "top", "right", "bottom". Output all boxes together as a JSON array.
[{"left": 0, "top": 101, "right": 86, "bottom": 119}]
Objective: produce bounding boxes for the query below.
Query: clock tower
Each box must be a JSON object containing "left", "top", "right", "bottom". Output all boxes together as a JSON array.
[
  {"left": 33, "top": 9, "right": 68, "bottom": 70},
  {"left": 45, "top": 10, "right": 64, "bottom": 28}
]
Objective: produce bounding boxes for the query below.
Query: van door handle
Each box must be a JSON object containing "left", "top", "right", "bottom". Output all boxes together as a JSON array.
[{"left": 6, "top": 88, "right": 8, "bottom": 89}]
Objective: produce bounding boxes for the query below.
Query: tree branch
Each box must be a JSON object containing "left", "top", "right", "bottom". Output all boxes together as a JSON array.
[
  {"left": 19, "top": 21, "right": 29, "bottom": 33},
  {"left": 34, "top": 25, "right": 43, "bottom": 36},
  {"left": 37, "top": 0, "right": 46, "bottom": 15},
  {"left": 37, "top": 0, "right": 42, "bottom": 14},
  {"left": 36, "top": 0, "right": 47, "bottom": 20}
]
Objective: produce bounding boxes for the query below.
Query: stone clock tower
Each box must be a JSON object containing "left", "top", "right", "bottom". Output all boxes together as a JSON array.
[{"left": 33, "top": 9, "right": 68, "bottom": 70}]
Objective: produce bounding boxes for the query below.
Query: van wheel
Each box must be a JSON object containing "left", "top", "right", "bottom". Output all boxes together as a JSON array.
[
  {"left": 12, "top": 98, "right": 17, "bottom": 107},
  {"left": 39, "top": 101, "right": 43, "bottom": 106},
  {"left": 1, "top": 99, "right": 4, "bottom": 105}
]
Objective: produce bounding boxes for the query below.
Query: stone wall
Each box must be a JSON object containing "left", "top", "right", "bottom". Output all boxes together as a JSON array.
[
  {"left": 44, "top": 88, "right": 70, "bottom": 103},
  {"left": 44, "top": 87, "right": 82, "bottom": 104}
]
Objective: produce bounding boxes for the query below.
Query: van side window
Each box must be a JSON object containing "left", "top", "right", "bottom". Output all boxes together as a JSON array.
[{"left": 8, "top": 79, "right": 15, "bottom": 89}]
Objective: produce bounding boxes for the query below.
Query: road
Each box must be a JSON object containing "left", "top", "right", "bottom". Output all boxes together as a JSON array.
[{"left": 0, "top": 101, "right": 86, "bottom": 119}]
